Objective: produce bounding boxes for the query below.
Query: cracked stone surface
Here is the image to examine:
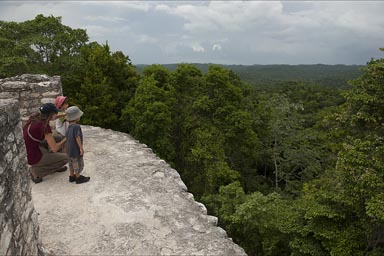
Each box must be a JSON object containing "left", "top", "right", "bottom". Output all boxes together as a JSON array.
[{"left": 31, "top": 125, "right": 247, "bottom": 255}]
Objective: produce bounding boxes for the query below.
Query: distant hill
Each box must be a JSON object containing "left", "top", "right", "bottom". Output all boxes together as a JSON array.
[{"left": 135, "top": 63, "right": 364, "bottom": 88}]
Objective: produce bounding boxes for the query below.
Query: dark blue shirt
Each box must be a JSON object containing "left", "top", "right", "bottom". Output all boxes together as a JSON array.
[{"left": 65, "top": 124, "right": 83, "bottom": 158}]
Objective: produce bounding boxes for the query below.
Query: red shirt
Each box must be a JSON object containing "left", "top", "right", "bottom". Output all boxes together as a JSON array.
[{"left": 23, "top": 121, "right": 52, "bottom": 165}]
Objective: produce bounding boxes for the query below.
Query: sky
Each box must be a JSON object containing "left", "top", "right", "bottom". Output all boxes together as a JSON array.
[{"left": 1, "top": 1, "right": 384, "bottom": 65}]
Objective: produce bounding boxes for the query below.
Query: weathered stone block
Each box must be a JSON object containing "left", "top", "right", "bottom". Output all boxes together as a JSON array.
[
  {"left": 195, "top": 202, "right": 207, "bottom": 215},
  {"left": 0, "top": 184, "right": 5, "bottom": 203},
  {"left": 22, "top": 201, "right": 33, "bottom": 221},
  {"left": 41, "top": 98, "right": 56, "bottom": 104},
  {"left": 207, "top": 215, "right": 218, "bottom": 226},
  {"left": 0, "top": 114, "right": 7, "bottom": 127},
  {"left": 20, "top": 91, "right": 35, "bottom": 98},
  {"left": 1, "top": 81, "right": 28, "bottom": 90},
  {"left": 0, "top": 222, "right": 12, "bottom": 256},
  {"left": 5, "top": 150, "right": 13, "bottom": 164},
  {"left": 0, "top": 80, "right": 52, "bottom": 255},
  {"left": 12, "top": 158, "right": 20, "bottom": 174},
  {"left": 42, "top": 90, "right": 61, "bottom": 97},
  {"left": 20, "top": 74, "right": 49, "bottom": 82},
  {"left": 7, "top": 132, "right": 14, "bottom": 143},
  {"left": 0, "top": 92, "right": 20, "bottom": 99}
]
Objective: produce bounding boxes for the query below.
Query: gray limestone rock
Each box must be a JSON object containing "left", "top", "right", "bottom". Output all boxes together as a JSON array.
[{"left": 32, "top": 125, "right": 247, "bottom": 255}]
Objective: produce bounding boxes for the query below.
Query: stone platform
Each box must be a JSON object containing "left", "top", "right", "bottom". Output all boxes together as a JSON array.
[{"left": 32, "top": 125, "right": 246, "bottom": 255}]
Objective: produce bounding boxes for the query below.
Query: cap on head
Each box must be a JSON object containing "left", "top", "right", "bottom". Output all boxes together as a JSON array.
[
  {"left": 65, "top": 106, "right": 84, "bottom": 121},
  {"left": 54, "top": 96, "right": 67, "bottom": 109},
  {"left": 39, "top": 103, "right": 59, "bottom": 115}
]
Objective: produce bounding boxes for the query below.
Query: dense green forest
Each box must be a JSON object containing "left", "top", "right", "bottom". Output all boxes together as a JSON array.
[
  {"left": 137, "top": 63, "right": 364, "bottom": 89},
  {"left": 2, "top": 15, "right": 384, "bottom": 255}
]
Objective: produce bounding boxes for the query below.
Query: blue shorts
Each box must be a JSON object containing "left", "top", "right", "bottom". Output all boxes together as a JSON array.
[{"left": 68, "top": 156, "right": 84, "bottom": 174}]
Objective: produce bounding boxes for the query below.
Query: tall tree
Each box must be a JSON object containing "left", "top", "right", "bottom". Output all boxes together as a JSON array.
[
  {"left": 170, "top": 64, "right": 204, "bottom": 170},
  {"left": 71, "top": 42, "right": 139, "bottom": 130},
  {"left": 283, "top": 51, "right": 384, "bottom": 255},
  {"left": 0, "top": 20, "right": 35, "bottom": 76},
  {"left": 121, "top": 65, "right": 175, "bottom": 161},
  {"left": 0, "top": 14, "right": 88, "bottom": 77}
]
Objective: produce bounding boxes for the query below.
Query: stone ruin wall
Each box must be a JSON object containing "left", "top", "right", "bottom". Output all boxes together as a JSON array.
[
  {"left": 0, "top": 75, "right": 62, "bottom": 256},
  {"left": 0, "top": 74, "right": 62, "bottom": 126}
]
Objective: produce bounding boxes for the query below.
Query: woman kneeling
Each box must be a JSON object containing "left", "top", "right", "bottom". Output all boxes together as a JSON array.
[{"left": 23, "top": 103, "right": 68, "bottom": 183}]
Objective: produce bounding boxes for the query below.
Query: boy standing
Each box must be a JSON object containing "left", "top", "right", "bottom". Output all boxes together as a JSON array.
[{"left": 65, "top": 106, "right": 90, "bottom": 184}]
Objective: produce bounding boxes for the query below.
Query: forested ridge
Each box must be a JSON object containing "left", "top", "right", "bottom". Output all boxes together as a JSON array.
[
  {"left": 137, "top": 63, "right": 364, "bottom": 89},
  {"left": 2, "top": 15, "right": 384, "bottom": 255}
]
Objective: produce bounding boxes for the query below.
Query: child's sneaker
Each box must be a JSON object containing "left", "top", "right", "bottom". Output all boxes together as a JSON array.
[
  {"left": 69, "top": 175, "right": 76, "bottom": 182},
  {"left": 76, "top": 175, "right": 90, "bottom": 184}
]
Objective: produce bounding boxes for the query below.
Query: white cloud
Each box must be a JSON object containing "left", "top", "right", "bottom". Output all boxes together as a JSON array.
[
  {"left": 212, "top": 44, "right": 222, "bottom": 51},
  {"left": 192, "top": 44, "right": 205, "bottom": 53},
  {"left": 84, "top": 16, "right": 128, "bottom": 23},
  {"left": 312, "top": 2, "right": 384, "bottom": 36},
  {"left": 1, "top": 1, "right": 383, "bottom": 65},
  {"left": 82, "top": 1, "right": 152, "bottom": 12},
  {"left": 137, "top": 34, "right": 158, "bottom": 44},
  {"left": 84, "top": 24, "right": 130, "bottom": 38},
  {"left": 83, "top": 25, "right": 108, "bottom": 37},
  {"left": 154, "top": 4, "right": 172, "bottom": 12},
  {"left": 157, "top": 1, "right": 285, "bottom": 32},
  {"left": 154, "top": 1, "right": 384, "bottom": 41}
]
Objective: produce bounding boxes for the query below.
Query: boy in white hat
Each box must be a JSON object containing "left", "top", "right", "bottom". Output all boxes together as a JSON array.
[{"left": 65, "top": 106, "right": 90, "bottom": 184}]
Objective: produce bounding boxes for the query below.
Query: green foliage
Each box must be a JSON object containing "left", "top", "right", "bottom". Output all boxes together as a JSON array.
[
  {"left": 259, "top": 93, "right": 327, "bottom": 195},
  {"left": 222, "top": 109, "right": 261, "bottom": 171},
  {"left": 24, "top": 14, "right": 88, "bottom": 65},
  {"left": 137, "top": 63, "right": 363, "bottom": 89},
  {"left": 0, "top": 20, "right": 36, "bottom": 76},
  {"left": 126, "top": 64, "right": 267, "bottom": 200},
  {"left": 69, "top": 42, "right": 138, "bottom": 130},
  {"left": 185, "top": 125, "right": 240, "bottom": 196},
  {"left": 284, "top": 138, "right": 384, "bottom": 256},
  {"left": 179, "top": 66, "right": 262, "bottom": 197},
  {"left": 0, "top": 14, "right": 88, "bottom": 77},
  {"left": 170, "top": 64, "right": 205, "bottom": 170},
  {"left": 142, "top": 64, "right": 172, "bottom": 88},
  {"left": 342, "top": 55, "right": 384, "bottom": 137},
  {"left": 121, "top": 67, "right": 175, "bottom": 161},
  {"left": 281, "top": 52, "right": 384, "bottom": 255},
  {"left": 262, "top": 81, "right": 346, "bottom": 128},
  {"left": 76, "top": 76, "right": 118, "bottom": 127},
  {"left": 207, "top": 182, "right": 291, "bottom": 256},
  {"left": 0, "top": 15, "right": 139, "bottom": 131},
  {"left": 197, "top": 51, "right": 384, "bottom": 256}
]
